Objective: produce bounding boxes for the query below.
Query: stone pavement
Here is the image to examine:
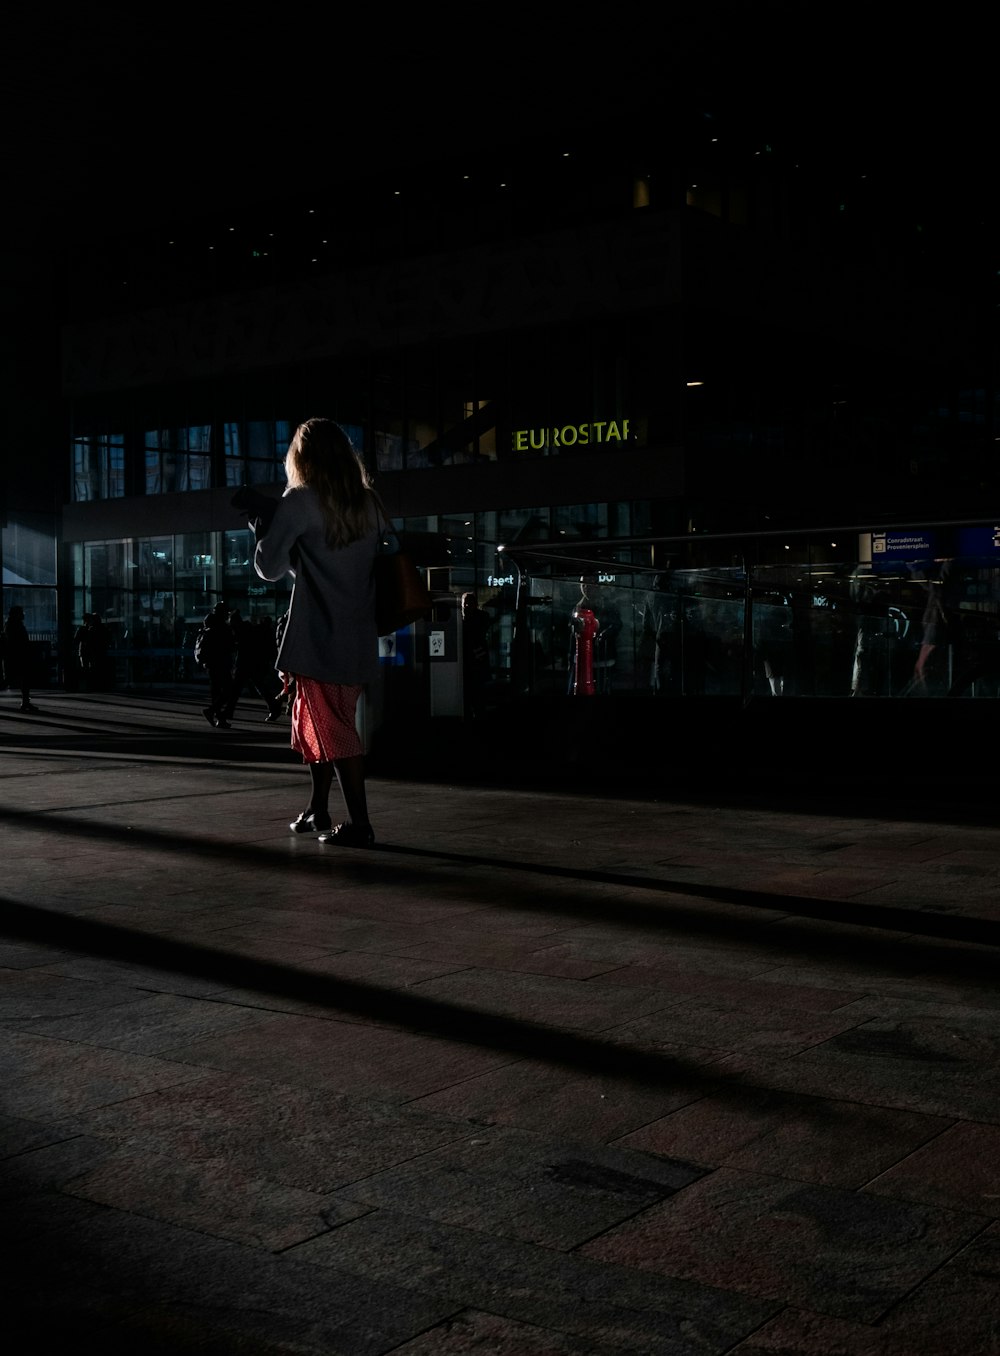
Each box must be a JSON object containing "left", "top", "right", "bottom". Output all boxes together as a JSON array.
[{"left": 2, "top": 689, "right": 1000, "bottom": 1354}]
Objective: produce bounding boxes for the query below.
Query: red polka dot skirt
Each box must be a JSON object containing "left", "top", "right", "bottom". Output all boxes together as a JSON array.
[{"left": 289, "top": 675, "right": 363, "bottom": 763}]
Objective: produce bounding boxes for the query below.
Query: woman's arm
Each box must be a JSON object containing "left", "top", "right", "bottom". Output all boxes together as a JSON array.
[{"left": 253, "top": 491, "right": 304, "bottom": 582}]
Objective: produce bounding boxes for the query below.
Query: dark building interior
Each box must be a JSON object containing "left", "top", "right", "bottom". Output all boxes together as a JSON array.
[{"left": 3, "top": 8, "right": 998, "bottom": 718}]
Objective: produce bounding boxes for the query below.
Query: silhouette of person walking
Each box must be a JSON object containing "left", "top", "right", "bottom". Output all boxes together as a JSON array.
[
  {"left": 461, "top": 592, "right": 492, "bottom": 718},
  {"left": 223, "top": 611, "right": 282, "bottom": 723},
  {"left": 196, "top": 605, "right": 236, "bottom": 728},
  {"left": 2, "top": 606, "right": 38, "bottom": 712}
]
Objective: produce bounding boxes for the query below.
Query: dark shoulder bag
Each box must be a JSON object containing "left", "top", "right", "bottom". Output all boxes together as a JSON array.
[{"left": 373, "top": 503, "right": 432, "bottom": 636}]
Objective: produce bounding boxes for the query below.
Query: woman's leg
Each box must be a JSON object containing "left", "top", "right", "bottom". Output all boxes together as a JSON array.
[
  {"left": 308, "top": 761, "right": 335, "bottom": 818},
  {"left": 333, "top": 755, "right": 370, "bottom": 828}
]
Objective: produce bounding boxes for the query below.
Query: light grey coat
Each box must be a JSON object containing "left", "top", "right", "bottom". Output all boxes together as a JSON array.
[{"left": 254, "top": 486, "right": 379, "bottom": 684}]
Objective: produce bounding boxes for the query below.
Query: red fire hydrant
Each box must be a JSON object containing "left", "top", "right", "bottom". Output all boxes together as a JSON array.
[{"left": 572, "top": 605, "right": 599, "bottom": 696}]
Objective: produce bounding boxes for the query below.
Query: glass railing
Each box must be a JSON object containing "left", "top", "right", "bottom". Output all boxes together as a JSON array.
[{"left": 483, "top": 524, "right": 1000, "bottom": 702}]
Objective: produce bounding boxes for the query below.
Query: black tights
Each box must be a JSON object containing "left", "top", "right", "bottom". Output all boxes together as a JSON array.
[{"left": 308, "top": 756, "right": 369, "bottom": 827}]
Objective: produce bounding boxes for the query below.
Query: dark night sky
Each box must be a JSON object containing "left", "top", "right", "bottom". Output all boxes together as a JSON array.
[{"left": 1, "top": 5, "right": 991, "bottom": 249}]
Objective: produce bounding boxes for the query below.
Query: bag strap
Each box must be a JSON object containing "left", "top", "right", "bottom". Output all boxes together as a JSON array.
[{"left": 371, "top": 492, "right": 401, "bottom": 555}]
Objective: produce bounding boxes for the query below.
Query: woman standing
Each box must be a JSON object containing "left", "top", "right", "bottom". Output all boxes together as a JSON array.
[
  {"left": 253, "top": 419, "right": 379, "bottom": 847},
  {"left": 2, "top": 605, "right": 38, "bottom": 712}
]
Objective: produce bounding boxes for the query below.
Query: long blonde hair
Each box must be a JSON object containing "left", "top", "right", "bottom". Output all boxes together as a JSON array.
[{"left": 284, "top": 418, "right": 377, "bottom": 548}]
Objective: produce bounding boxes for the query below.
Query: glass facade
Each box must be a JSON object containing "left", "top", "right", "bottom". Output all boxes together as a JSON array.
[
  {"left": 2, "top": 511, "right": 59, "bottom": 690},
  {"left": 495, "top": 541, "right": 1000, "bottom": 703},
  {"left": 225, "top": 419, "right": 293, "bottom": 487},
  {"left": 68, "top": 533, "right": 292, "bottom": 688},
  {"left": 144, "top": 426, "right": 212, "bottom": 494},
  {"left": 72, "top": 433, "right": 125, "bottom": 501}
]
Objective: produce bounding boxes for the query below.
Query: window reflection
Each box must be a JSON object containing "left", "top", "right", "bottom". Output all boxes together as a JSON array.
[
  {"left": 72, "top": 434, "right": 125, "bottom": 501},
  {"left": 144, "top": 426, "right": 212, "bottom": 494}
]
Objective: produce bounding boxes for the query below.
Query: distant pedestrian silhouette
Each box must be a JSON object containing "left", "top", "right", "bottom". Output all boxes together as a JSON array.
[
  {"left": 223, "top": 611, "right": 282, "bottom": 723},
  {"left": 195, "top": 607, "right": 236, "bottom": 728},
  {"left": 2, "top": 606, "right": 38, "bottom": 712}
]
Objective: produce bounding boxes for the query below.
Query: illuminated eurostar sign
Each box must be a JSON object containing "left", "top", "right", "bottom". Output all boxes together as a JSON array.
[{"left": 512, "top": 418, "right": 630, "bottom": 453}]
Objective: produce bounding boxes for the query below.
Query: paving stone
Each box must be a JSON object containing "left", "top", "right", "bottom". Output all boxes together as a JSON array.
[
  {"left": 606, "top": 997, "right": 869, "bottom": 1058},
  {"left": 289, "top": 1208, "right": 780, "bottom": 1354},
  {"left": 0, "top": 941, "right": 74, "bottom": 968},
  {"left": 0, "top": 1133, "right": 116, "bottom": 1196},
  {"left": 82, "top": 1304, "right": 333, "bottom": 1354},
  {"left": 6, "top": 1202, "right": 452, "bottom": 1352},
  {"left": 214, "top": 910, "right": 444, "bottom": 954},
  {"left": 160, "top": 1014, "right": 519, "bottom": 1099},
  {"left": 407, "top": 968, "right": 680, "bottom": 1032},
  {"left": 865, "top": 1223, "right": 1000, "bottom": 1354},
  {"left": 729, "top": 1306, "right": 907, "bottom": 1354},
  {"left": 5, "top": 721, "right": 1000, "bottom": 1351},
  {"left": 36, "top": 953, "right": 231, "bottom": 998},
  {"left": 579, "top": 1167, "right": 983, "bottom": 1322},
  {"left": 13, "top": 991, "right": 279, "bottom": 1053},
  {"left": 72, "top": 1073, "right": 473, "bottom": 1192},
  {"left": 0, "top": 969, "right": 148, "bottom": 1022},
  {"left": 718, "top": 1029, "right": 1000, "bottom": 1122},
  {"left": 389, "top": 938, "right": 619, "bottom": 979},
  {"left": 0, "top": 1111, "right": 80, "bottom": 1159},
  {"left": 63, "top": 1147, "right": 340, "bottom": 1250},
  {"left": 328, "top": 1124, "right": 705, "bottom": 1249},
  {"left": 866, "top": 1120, "right": 1000, "bottom": 1216},
  {"left": 528, "top": 931, "right": 781, "bottom": 978},
  {"left": 412, "top": 1059, "right": 705, "bottom": 1141},
  {"left": 735, "top": 1230, "right": 1000, "bottom": 1354},
  {"left": 390, "top": 1307, "right": 620, "bottom": 1355},
  {"left": 596, "top": 968, "right": 861, "bottom": 1012},
  {"left": 614, "top": 1090, "right": 951, "bottom": 1187},
  {"left": 0, "top": 1029, "right": 211, "bottom": 1119},
  {"left": 211, "top": 950, "right": 471, "bottom": 1020}
]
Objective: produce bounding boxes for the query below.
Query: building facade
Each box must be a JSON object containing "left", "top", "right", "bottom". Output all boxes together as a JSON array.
[{"left": 5, "top": 114, "right": 999, "bottom": 704}]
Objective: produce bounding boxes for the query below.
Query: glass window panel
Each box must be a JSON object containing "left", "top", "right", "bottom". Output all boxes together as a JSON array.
[
  {"left": 72, "top": 443, "right": 93, "bottom": 501},
  {"left": 247, "top": 457, "right": 277, "bottom": 485},
  {"left": 71, "top": 434, "right": 125, "bottom": 502},
  {"left": 242, "top": 420, "right": 291, "bottom": 484},
  {"left": 179, "top": 455, "right": 212, "bottom": 491},
  {"left": 246, "top": 421, "right": 274, "bottom": 457},
  {"left": 82, "top": 541, "right": 128, "bottom": 638},
  {"left": 3, "top": 513, "right": 58, "bottom": 585},
  {"left": 85, "top": 541, "right": 127, "bottom": 590},
  {"left": 341, "top": 421, "right": 365, "bottom": 452},
  {"left": 184, "top": 425, "right": 212, "bottom": 452},
  {"left": 498, "top": 507, "right": 551, "bottom": 545},
  {"left": 407, "top": 404, "right": 438, "bottom": 468},
  {"left": 145, "top": 445, "right": 163, "bottom": 495},
  {"left": 553, "top": 504, "right": 608, "bottom": 540},
  {"left": 144, "top": 427, "right": 213, "bottom": 494},
  {"left": 224, "top": 529, "right": 290, "bottom": 619},
  {"left": 225, "top": 529, "right": 253, "bottom": 572}
]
